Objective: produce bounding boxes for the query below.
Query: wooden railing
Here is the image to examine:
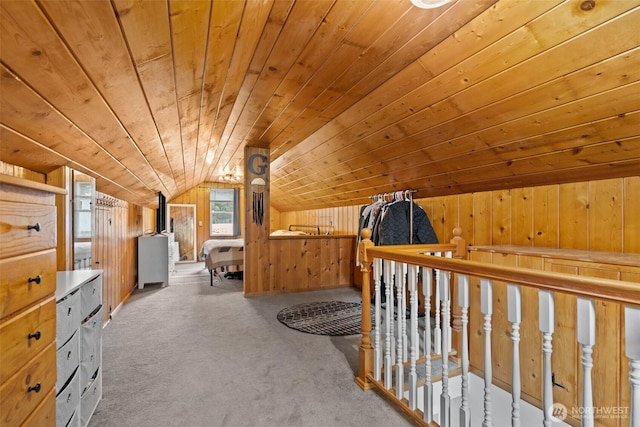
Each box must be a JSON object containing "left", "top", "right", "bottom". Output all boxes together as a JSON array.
[{"left": 356, "top": 228, "right": 640, "bottom": 427}]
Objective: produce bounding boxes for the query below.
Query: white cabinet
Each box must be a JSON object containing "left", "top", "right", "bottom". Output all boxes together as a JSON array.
[
  {"left": 56, "top": 270, "right": 103, "bottom": 427},
  {"left": 138, "top": 233, "right": 173, "bottom": 289}
]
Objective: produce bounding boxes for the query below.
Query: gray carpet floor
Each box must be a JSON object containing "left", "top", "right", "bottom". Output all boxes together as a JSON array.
[{"left": 89, "top": 263, "right": 417, "bottom": 427}]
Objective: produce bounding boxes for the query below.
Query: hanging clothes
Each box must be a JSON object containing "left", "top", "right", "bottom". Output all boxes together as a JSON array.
[
  {"left": 377, "top": 200, "right": 438, "bottom": 245},
  {"left": 356, "top": 191, "right": 438, "bottom": 253},
  {"left": 356, "top": 199, "right": 384, "bottom": 267}
]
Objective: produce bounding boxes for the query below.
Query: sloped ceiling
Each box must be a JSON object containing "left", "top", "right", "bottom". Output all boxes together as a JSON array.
[{"left": 1, "top": 0, "right": 639, "bottom": 211}]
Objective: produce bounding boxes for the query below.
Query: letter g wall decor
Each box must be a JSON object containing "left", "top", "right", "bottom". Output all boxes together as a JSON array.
[{"left": 247, "top": 152, "right": 268, "bottom": 225}]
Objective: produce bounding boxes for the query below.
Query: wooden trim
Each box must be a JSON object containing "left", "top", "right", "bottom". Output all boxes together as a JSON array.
[
  {"left": 268, "top": 234, "right": 356, "bottom": 240},
  {"left": 365, "top": 246, "right": 640, "bottom": 306},
  {"left": 470, "top": 244, "right": 640, "bottom": 268},
  {"left": 0, "top": 174, "right": 67, "bottom": 195},
  {"left": 365, "top": 374, "right": 439, "bottom": 427}
]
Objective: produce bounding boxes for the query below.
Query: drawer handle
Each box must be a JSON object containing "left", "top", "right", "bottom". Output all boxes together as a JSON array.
[
  {"left": 27, "top": 223, "right": 41, "bottom": 232},
  {"left": 28, "top": 383, "right": 41, "bottom": 393},
  {"left": 67, "top": 307, "right": 72, "bottom": 316},
  {"left": 67, "top": 350, "right": 72, "bottom": 360},
  {"left": 28, "top": 275, "right": 42, "bottom": 284},
  {"left": 28, "top": 331, "right": 41, "bottom": 341}
]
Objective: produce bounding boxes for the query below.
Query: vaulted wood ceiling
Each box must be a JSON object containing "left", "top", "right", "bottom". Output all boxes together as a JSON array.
[{"left": 1, "top": 0, "right": 639, "bottom": 212}]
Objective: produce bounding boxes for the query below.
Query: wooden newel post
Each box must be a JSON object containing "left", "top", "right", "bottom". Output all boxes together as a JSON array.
[
  {"left": 450, "top": 227, "right": 466, "bottom": 361},
  {"left": 356, "top": 228, "right": 375, "bottom": 390}
]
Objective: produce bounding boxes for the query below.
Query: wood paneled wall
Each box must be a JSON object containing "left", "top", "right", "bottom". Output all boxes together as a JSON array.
[
  {"left": 168, "top": 182, "right": 244, "bottom": 257},
  {"left": 276, "top": 177, "right": 640, "bottom": 254},
  {"left": 264, "top": 236, "right": 355, "bottom": 295},
  {"left": 92, "top": 192, "right": 148, "bottom": 323},
  {"left": 277, "top": 205, "right": 361, "bottom": 236},
  {"left": 0, "top": 161, "right": 46, "bottom": 183},
  {"left": 46, "top": 167, "right": 72, "bottom": 271}
]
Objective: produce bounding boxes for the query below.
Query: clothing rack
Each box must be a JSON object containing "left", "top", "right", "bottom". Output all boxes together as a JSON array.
[
  {"left": 368, "top": 189, "right": 418, "bottom": 244},
  {"left": 368, "top": 189, "right": 418, "bottom": 203}
]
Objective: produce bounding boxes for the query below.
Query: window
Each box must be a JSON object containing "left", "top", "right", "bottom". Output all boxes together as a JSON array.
[
  {"left": 210, "top": 188, "right": 240, "bottom": 236},
  {"left": 72, "top": 171, "right": 94, "bottom": 270}
]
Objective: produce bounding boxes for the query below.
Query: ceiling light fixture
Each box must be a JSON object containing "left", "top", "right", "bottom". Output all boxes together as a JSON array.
[
  {"left": 410, "top": 0, "right": 452, "bottom": 9},
  {"left": 219, "top": 172, "right": 240, "bottom": 183},
  {"left": 219, "top": 166, "right": 242, "bottom": 183}
]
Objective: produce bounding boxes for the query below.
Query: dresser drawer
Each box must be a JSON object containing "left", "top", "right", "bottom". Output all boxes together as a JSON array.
[
  {"left": 80, "top": 275, "right": 102, "bottom": 320},
  {"left": 56, "top": 367, "right": 80, "bottom": 427},
  {"left": 56, "top": 330, "right": 79, "bottom": 394},
  {"left": 0, "top": 179, "right": 58, "bottom": 205},
  {"left": 0, "top": 250, "right": 57, "bottom": 320},
  {"left": 0, "top": 342, "right": 56, "bottom": 427},
  {"left": 80, "top": 368, "right": 101, "bottom": 427},
  {"left": 0, "top": 297, "right": 55, "bottom": 384},
  {"left": 56, "top": 289, "right": 80, "bottom": 348},
  {"left": 80, "top": 307, "right": 102, "bottom": 391},
  {"left": 21, "top": 387, "right": 56, "bottom": 427},
  {"left": 0, "top": 202, "right": 56, "bottom": 259}
]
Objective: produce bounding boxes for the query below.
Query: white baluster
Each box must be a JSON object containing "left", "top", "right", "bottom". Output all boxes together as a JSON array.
[
  {"left": 373, "top": 258, "right": 382, "bottom": 381},
  {"left": 384, "top": 259, "right": 393, "bottom": 390},
  {"left": 402, "top": 263, "right": 408, "bottom": 363},
  {"left": 395, "top": 261, "right": 404, "bottom": 399},
  {"left": 434, "top": 253, "right": 442, "bottom": 355},
  {"left": 625, "top": 306, "right": 640, "bottom": 427},
  {"left": 440, "top": 266, "right": 451, "bottom": 427},
  {"left": 390, "top": 261, "right": 396, "bottom": 365},
  {"left": 539, "top": 290, "right": 555, "bottom": 427},
  {"left": 577, "top": 297, "right": 595, "bottom": 427},
  {"left": 458, "top": 274, "right": 470, "bottom": 427},
  {"left": 423, "top": 266, "right": 433, "bottom": 423},
  {"left": 508, "top": 285, "right": 522, "bottom": 427},
  {"left": 408, "top": 264, "right": 419, "bottom": 410},
  {"left": 445, "top": 251, "right": 453, "bottom": 352},
  {"left": 481, "top": 278, "right": 494, "bottom": 427}
]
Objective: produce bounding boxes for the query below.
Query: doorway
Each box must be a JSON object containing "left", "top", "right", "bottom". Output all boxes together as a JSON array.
[{"left": 167, "top": 204, "right": 196, "bottom": 262}]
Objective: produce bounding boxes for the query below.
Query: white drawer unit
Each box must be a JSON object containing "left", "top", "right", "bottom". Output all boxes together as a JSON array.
[
  {"left": 80, "top": 275, "right": 102, "bottom": 320},
  {"left": 56, "top": 368, "right": 80, "bottom": 427},
  {"left": 80, "top": 368, "right": 102, "bottom": 427},
  {"left": 80, "top": 306, "right": 102, "bottom": 391},
  {"left": 67, "top": 409, "right": 79, "bottom": 427},
  {"left": 56, "top": 289, "right": 80, "bottom": 348},
  {"left": 138, "top": 233, "right": 170, "bottom": 289},
  {"left": 56, "top": 330, "right": 79, "bottom": 393},
  {"left": 56, "top": 270, "right": 103, "bottom": 427}
]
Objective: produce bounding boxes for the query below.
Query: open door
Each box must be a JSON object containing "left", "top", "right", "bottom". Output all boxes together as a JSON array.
[{"left": 167, "top": 204, "right": 196, "bottom": 262}]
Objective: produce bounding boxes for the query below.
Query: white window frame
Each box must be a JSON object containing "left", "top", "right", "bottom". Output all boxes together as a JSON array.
[{"left": 210, "top": 188, "right": 239, "bottom": 237}]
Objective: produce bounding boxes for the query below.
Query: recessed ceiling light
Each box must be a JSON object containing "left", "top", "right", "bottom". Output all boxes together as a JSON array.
[{"left": 411, "top": 0, "right": 452, "bottom": 9}]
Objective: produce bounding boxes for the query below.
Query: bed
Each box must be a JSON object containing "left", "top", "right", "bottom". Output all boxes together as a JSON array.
[{"left": 199, "top": 238, "right": 244, "bottom": 286}]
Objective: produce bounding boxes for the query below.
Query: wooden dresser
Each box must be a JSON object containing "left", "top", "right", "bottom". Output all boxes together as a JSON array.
[{"left": 0, "top": 175, "right": 66, "bottom": 427}]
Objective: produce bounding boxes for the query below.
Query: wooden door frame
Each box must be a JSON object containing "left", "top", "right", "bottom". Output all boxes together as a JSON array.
[{"left": 167, "top": 203, "right": 197, "bottom": 262}]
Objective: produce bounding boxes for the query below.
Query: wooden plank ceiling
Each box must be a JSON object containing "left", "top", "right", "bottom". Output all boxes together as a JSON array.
[{"left": 1, "top": 0, "right": 639, "bottom": 211}]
